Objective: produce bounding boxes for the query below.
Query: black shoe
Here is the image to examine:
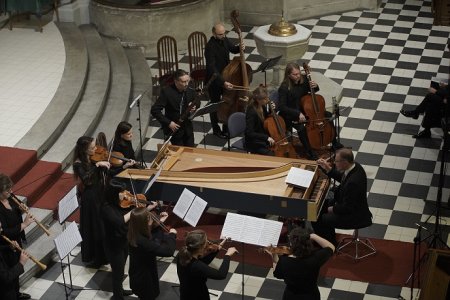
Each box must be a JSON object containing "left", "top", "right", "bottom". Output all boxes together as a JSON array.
[
  {"left": 123, "top": 290, "right": 133, "bottom": 296},
  {"left": 213, "top": 130, "right": 227, "bottom": 139},
  {"left": 413, "top": 129, "right": 431, "bottom": 139},
  {"left": 18, "top": 292, "right": 31, "bottom": 300},
  {"left": 86, "top": 262, "right": 102, "bottom": 269},
  {"left": 400, "top": 109, "right": 419, "bottom": 119}
]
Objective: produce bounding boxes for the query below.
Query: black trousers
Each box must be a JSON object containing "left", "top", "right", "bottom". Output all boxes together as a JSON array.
[
  {"left": 416, "top": 93, "right": 448, "bottom": 129},
  {"left": 104, "top": 241, "right": 128, "bottom": 300},
  {"left": 165, "top": 122, "right": 195, "bottom": 147}
]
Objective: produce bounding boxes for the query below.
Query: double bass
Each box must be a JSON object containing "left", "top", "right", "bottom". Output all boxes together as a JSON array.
[
  {"left": 218, "top": 10, "right": 252, "bottom": 124},
  {"left": 300, "top": 63, "right": 335, "bottom": 150}
]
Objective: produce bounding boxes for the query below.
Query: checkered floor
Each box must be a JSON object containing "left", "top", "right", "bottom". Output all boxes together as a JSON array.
[{"left": 24, "top": 0, "right": 450, "bottom": 299}]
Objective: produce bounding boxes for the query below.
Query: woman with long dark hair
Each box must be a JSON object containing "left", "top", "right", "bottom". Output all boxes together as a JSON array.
[
  {"left": 176, "top": 230, "right": 238, "bottom": 300},
  {"left": 127, "top": 207, "right": 177, "bottom": 299},
  {"left": 72, "top": 136, "right": 110, "bottom": 268},
  {"left": 269, "top": 227, "right": 335, "bottom": 300},
  {"left": 113, "top": 121, "right": 138, "bottom": 169}
]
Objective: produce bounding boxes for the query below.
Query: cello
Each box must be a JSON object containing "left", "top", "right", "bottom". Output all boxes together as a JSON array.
[
  {"left": 300, "top": 63, "right": 335, "bottom": 150},
  {"left": 218, "top": 10, "right": 252, "bottom": 125},
  {"left": 264, "top": 100, "right": 297, "bottom": 158}
]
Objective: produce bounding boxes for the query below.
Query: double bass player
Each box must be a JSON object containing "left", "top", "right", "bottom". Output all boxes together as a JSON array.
[{"left": 205, "top": 22, "right": 243, "bottom": 139}]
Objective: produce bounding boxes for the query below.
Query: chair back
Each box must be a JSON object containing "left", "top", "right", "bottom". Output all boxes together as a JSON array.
[
  {"left": 227, "top": 112, "right": 246, "bottom": 139},
  {"left": 187, "top": 31, "right": 207, "bottom": 90},
  {"left": 157, "top": 35, "right": 179, "bottom": 86}
]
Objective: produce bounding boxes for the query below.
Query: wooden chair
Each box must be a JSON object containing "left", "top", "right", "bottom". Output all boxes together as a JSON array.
[
  {"left": 7, "top": 0, "right": 59, "bottom": 32},
  {"left": 187, "top": 31, "right": 207, "bottom": 90},
  {"left": 157, "top": 35, "right": 178, "bottom": 86}
]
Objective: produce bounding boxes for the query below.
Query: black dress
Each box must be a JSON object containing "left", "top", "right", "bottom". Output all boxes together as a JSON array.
[
  {"left": 273, "top": 247, "right": 334, "bottom": 300},
  {"left": 128, "top": 229, "right": 176, "bottom": 300},
  {"left": 0, "top": 246, "right": 24, "bottom": 300},
  {"left": 177, "top": 251, "right": 230, "bottom": 300},
  {"left": 113, "top": 139, "right": 136, "bottom": 161},
  {"left": 73, "top": 161, "right": 107, "bottom": 265},
  {"left": 0, "top": 199, "right": 25, "bottom": 299},
  {"left": 244, "top": 105, "right": 274, "bottom": 155},
  {"left": 102, "top": 202, "right": 129, "bottom": 300}
]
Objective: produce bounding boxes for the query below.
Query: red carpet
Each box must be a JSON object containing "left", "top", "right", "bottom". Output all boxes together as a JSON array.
[
  {"left": 0, "top": 146, "right": 37, "bottom": 183},
  {"left": 174, "top": 225, "right": 424, "bottom": 287}
]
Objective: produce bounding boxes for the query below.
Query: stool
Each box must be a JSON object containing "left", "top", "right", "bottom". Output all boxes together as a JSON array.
[{"left": 337, "top": 228, "right": 376, "bottom": 261}]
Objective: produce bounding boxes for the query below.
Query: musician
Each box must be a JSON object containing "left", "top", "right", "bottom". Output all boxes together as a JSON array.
[
  {"left": 0, "top": 174, "right": 32, "bottom": 300},
  {"left": 127, "top": 207, "right": 177, "bottom": 300},
  {"left": 177, "top": 230, "right": 238, "bottom": 300},
  {"left": 400, "top": 82, "right": 450, "bottom": 138},
  {"left": 72, "top": 136, "right": 110, "bottom": 268},
  {"left": 151, "top": 69, "right": 199, "bottom": 147},
  {"left": 205, "top": 22, "right": 241, "bottom": 138},
  {"left": 268, "top": 227, "right": 334, "bottom": 300},
  {"left": 112, "top": 121, "right": 138, "bottom": 168},
  {"left": 0, "top": 221, "right": 29, "bottom": 300},
  {"left": 313, "top": 148, "right": 372, "bottom": 245},
  {"left": 245, "top": 85, "right": 275, "bottom": 155},
  {"left": 278, "top": 63, "right": 343, "bottom": 159}
]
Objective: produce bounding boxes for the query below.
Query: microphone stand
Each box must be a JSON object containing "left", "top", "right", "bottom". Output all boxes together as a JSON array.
[{"left": 130, "top": 86, "right": 152, "bottom": 169}]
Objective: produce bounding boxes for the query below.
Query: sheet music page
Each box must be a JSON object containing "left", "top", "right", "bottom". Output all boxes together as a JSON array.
[
  {"left": 258, "top": 219, "right": 283, "bottom": 246},
  {"left": 53, "top": 222, "right": 82, "bottom": 260},
  {"left": 285, "top": 167, "right": 315, "bottom": 188},
  {"left": 183, "top": 195, "right": 207, "bottom": 227},
  {"left": 172, "top": 188, "right": 195, "bottom": 219},
  {"left": 241, "top": 216, "right": 265, "bottom": 245},
  {"left": 221, "top": 213, "right": 244, "bottom": 240},
  {"left": 58, "top": 186, "right": 79, "bottom": 224}
]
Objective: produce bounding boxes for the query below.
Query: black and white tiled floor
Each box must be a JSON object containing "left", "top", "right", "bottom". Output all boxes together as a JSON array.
[{"left": 21, "top": 0, "right": 450, "bottom": 299}]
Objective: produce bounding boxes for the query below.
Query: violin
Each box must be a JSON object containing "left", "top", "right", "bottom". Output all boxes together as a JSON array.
[
  {"left": 149, "top": 211, "right": 171, "bottom": 232},
  {"left": 259, "top": 245, "right": 292, "bottom": 255},
  {"left": 119, "top": 190, "right": 152, "bottom": 208},
  {"left": 90, "top": 145, "right": 132, "bottom": 167},
  {"left": 204, "top": 239, "right": 229, "bottom": 255}
]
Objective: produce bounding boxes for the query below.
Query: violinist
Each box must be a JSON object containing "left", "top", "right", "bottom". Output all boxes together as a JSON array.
[
  {"left": 267, "top": 227, "right": 335, "bottom": 300},
  {"left": 244, "top": 85, "right": 275, "bottom": 155},
  {"left": 112, "top": 121, "right": 138, "bottom": 169},
  {"left": 0, "top": 174, "right": 32, "bottom": 300},
  {"left": 151, "top": 69, "right": 199, "bottom": 147},
  {"left": 127, "top": 207, "right": 177, "bottom": 300},
  {"left": 102, "top": 179, "right": 158, "bottom": 300},
  {"left": 278, "top": 63, "right": 342, "bottom": 159},
  {"left": 176, "top": 230, "right": 238, "bottom": 300},
  {"left": 205, "top": 22, "right": 241, "bottom": 138},
  {"left": 72, "top": 136, "right": 110, "bottom": 268}
]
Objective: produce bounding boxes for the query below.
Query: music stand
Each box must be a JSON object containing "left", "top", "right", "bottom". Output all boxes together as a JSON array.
[
  {"left": 190, "top": 101, "right": 224, "bottom": 148},
  {"left": 252, "top": 55, "right": 282, "bottom": 86}
]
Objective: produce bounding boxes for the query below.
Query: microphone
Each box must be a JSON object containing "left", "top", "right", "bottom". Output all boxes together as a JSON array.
[{"left": 129, "top": 94, "right": 142, "bottom": 109}]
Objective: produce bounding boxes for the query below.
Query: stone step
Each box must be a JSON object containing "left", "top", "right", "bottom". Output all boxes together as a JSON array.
[
  {"left": 41, "top": 24, "right": 111, "bottom": 169},
  {"left": 92, "top": 35, "right": 132, "bottom": 141},
  {"left": 24, "top": 207, "right": 55, "bottom": 245},
  {"left": 15, "top": 22, "right": 88, "bottom": 157}
]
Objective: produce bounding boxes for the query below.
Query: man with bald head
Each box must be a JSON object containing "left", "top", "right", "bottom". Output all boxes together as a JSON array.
[
  {"left": 312, "top": 148, "right": 372, "bottom": 245},
  {"left": 204, "top": 22, "right": 241, "bottom": 138}
]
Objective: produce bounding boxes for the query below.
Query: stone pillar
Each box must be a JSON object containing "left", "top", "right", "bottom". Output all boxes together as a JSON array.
[{"left": 58, "top": 0, "right": 90, "bottom": 25}]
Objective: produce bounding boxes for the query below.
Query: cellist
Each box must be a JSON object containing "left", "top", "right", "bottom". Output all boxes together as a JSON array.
[
  {"left": 205, "top": 22, "right": 242, "bottom": 138},
  {"left": 244, "top": 85, "right": 275, "bottom": 156},
  {"left": 278, "top": 63, "right": 343, "bottom": 160}
]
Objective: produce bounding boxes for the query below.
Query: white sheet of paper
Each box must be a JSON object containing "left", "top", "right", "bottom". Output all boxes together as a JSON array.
[
  {"left": 143, "top": 168, "right": 162, "bottom": 194},
  {"left": 221, "top": 213, "right": 282, "bottom": 247},
  {"left": 183, "top": 195, "right": 207, "bottom": 227},
  {"left": 58, "top": 186, "right": 79, "bottom": 224},
  {"left": 53, "top": 222, "right": 82, "bottom": 260},
  {"left": 172, "top": 188, "right": 196, "bottom": 219},
  {"left": 285, "top": 167, "right": 315, "bottom": 188}
]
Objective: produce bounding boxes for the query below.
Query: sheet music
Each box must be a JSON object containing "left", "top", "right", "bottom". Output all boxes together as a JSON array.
[
  {"left": 183, "top": 195, "right": 207, "bottom": 227},
  {"left": 172, "top": 188, "right": 196, "bottom": 219},
  {"left": 53, "top": 222, "right": 82, "bottom": 260},
  {"left": 58, "top": 186, "right": 79, "bottom": 224},
  {"left": 221, "top": 213, "right": 282, "bottom": 247},
  {"left": 285, "top": 167, "right": 315, "bottom": 188}
]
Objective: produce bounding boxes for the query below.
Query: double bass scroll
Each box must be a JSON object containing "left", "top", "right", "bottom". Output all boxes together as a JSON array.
[{"left": 218, "top": 10, "right": 253, "bottom": 124}]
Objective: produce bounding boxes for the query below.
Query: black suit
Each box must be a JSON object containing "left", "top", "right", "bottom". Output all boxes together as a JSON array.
[
  {"left": 151, "top": 84, "right": 199, "bottom": 146},
  {"left": 312, "top": 162, "right": 372, "bottom": 244},
  {"left": 416, "top": 86, "right": 450, "bottom": 129}
]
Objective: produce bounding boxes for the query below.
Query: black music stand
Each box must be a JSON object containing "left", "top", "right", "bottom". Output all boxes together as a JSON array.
[
  {"left": 190, "top": 101, "right": 224, "bottom": 148},
  {"left": 252, "top": 55, "right": 282, "bottom": 86}
]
